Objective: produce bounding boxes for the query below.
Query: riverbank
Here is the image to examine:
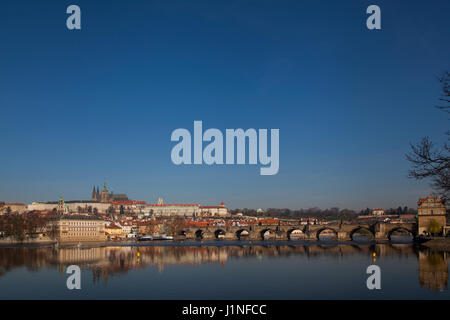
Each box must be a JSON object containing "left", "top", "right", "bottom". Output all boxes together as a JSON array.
[
  {"left": 0, "top": 238, "right": 56, "bottom": 245},
  {"left": 0, "top": 238, "right": 414, "bottom": 248},
  {"left": 421, "top": 238, "right": 450, "bottom": 251}
]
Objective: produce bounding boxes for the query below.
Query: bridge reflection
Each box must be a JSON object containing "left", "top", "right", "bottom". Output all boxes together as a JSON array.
[{"left": 0, "top": 244, "right": 447, "bottom": 292}]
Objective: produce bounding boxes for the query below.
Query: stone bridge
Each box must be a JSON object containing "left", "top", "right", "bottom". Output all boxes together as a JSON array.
[{"left": 176, "top": 222, "right": 417, "bottom": 241}]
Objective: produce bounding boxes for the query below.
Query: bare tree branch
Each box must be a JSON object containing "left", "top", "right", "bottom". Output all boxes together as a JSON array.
[{"left": 407, "top": 71, "right": 450, "bottom": 197}]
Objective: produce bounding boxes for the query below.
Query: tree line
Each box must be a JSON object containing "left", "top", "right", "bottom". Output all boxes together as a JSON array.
[
  {"left": 231, "top": 206, "right": 417, "bottom": 221},
  {"left": 0, "top": 211, "right": 56, "bottom": 241}
]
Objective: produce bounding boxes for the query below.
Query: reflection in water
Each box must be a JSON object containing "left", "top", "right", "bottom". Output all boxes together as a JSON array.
[
  {"left": 419, "top": 251, "right": 448, "bottom": 292},
  {"left": 0, "top": 243, "right": 448, "bottom": 295}
]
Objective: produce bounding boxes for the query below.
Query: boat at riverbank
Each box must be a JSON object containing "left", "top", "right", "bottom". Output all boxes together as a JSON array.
[
  {"left": 153, "top": 234, "right": 173, "bottom": 240},
  {"left": 137, "top": 234, "right": 173, "bottom": 241}
]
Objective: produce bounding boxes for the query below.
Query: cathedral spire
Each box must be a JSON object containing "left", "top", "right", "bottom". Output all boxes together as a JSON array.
[{"left": 92, "top": 186, "right": 97, "bottom": 200}]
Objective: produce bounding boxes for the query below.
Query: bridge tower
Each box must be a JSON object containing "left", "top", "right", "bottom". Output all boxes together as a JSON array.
[{"left": 417, "top": 196, "right": 447, "bottom": 235}]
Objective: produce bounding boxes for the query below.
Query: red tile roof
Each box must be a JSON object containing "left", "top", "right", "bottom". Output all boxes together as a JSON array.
[
  {"left": 418, "top": 198, "right": 428, "bottom": 204},
  {"left": 111, "top": 200, "right": 146, "bottom": 205},
  {"left": 106, "top": 223, "right": 122, "bottom": 229},
  {"left": 200, "top": 206, "right": 226, "bottom": 209},
  {"left": 147, "top": 204, "right": 199, "bottom": 207}
]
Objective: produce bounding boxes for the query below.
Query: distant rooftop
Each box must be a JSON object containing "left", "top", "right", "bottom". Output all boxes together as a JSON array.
[
  {"left": 41, "top": 200, "right": 101, "bottom": 204},
  {"left": 57, "top": 215, "right": 103, "bottom": 221},
  {"left": 148, "top": 204, "right": 200, "bottom": 207}
]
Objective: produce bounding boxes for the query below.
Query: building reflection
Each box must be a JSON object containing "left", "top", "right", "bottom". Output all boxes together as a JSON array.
[
  {"left": 418, "top": 250, "right": 448, "bottom": 292},
  {"left": 0, "top": 244, "right": 448, "bottom": 291}
]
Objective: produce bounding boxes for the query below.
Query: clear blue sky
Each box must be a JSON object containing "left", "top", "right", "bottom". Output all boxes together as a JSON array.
[{"left": 0, "top": 0, "right": 449, "bottom": 210}]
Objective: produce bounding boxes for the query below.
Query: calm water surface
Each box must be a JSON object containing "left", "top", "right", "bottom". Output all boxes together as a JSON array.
[{"left": 0, "top": 240, "right": 448, "bottom": 299}]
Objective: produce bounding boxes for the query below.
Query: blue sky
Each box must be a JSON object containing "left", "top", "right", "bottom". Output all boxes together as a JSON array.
[{"left": 0, "top": 0, "right": 449, "bottom": 210}]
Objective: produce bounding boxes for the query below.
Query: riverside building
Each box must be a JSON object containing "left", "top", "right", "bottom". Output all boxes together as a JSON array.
[
  {"left": 146, "top": 198, "right": 229, "bottom": 217},
  {"left": 48, "top": 215, "right": 106, "bottom": 242}
]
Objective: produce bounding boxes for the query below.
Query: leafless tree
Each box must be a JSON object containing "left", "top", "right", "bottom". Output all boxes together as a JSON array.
[
  {"left": 145, "top": 220, "right": 159, "bottom": 235},
  {"left": 167, "top": 217, "right": 185, "bottom": 236},
  {"left": 9, "top": 214, "right": 26, "bottom": 241},
  {"left": 46, "top": 220, "right": 59, "bottom": 240},
  {"left": 407, "top": 71, "right": 450, "bottom": 197}
]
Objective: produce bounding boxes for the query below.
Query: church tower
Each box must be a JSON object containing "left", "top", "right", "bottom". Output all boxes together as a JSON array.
[
  {"left": 101, "top": 182, "right": 110, "bottom": 203},
  {"left": 57, "top": 196, "right": 65, "bottom": 214}
]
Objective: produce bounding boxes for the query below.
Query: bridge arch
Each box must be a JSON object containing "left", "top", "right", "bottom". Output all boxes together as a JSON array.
[
  {"left": 260, "top": 228, "right": 275, "bottom": 240},
  {"left": 195, "top": 229, "right": 204, "bottom": 240},
  {"left": 387, "top": 227, "right": 414, "bottom": 240},
  {"left": 349, "top": 226, "right": 375, "bottom": 241},
  {"left": 236, "top": 229, "right": 250, "bottom": 240},
  {"left": 214, "top": 229, "right": 226, "bottom": 240},
  {"left": 287, "top": 228, "right": 305, "bottom": 240},
  {"left": 316, "top": 227, "right": 338, "bottom": 240}
]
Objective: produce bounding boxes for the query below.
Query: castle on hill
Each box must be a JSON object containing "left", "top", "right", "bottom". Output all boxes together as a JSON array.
[{"left": 91, "top": 183, "right": 128, "bottom": 203}]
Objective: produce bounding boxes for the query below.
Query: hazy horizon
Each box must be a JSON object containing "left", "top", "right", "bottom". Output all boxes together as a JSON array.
[{"left": 0, "top": 181, "right": 428, "bottom": 212}]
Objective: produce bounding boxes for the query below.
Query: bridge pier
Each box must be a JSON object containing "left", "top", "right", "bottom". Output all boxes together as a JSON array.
[
  {"left": 202, "top": 232, "right": 215, "bottom": 240},
  {"left": 306, "top": 232, "right": 317, "bottom": 241},
  {"left": 224, "top": 232, "right": 235, "bottom": 240},
  {"left": 249, "top": 232, "right": 259, "bottom": 241},
  {"left": 275, "top": 232, "right": 288, "bottom": 241},
  {"left": 374, "top": 232, "right": 389, "bottom": 241},
  {"left": 337, "top": 231, "right": 350, "bottom": 241}
]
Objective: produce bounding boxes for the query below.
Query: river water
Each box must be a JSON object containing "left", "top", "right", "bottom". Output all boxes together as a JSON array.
[{"left": 0, "top": 240, "right": 448, "bottom": 299}]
